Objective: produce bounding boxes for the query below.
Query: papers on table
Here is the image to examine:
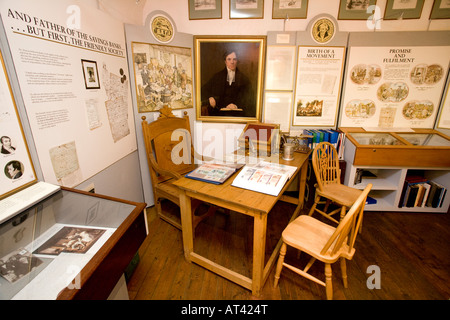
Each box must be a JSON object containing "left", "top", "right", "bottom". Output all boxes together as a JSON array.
[{"left": 231, "top": 161, "right": 297, "bottom": 196}]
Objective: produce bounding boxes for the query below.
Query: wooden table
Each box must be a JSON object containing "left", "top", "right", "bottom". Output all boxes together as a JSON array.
[{"left": 173, "top": 152, "right": 310, "bottom": 296}]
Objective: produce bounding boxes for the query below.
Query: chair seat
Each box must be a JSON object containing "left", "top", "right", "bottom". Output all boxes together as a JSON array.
[
  {"left": 282, "top": 215, "right": 354, "bottom": 263},
  {"left": 317, "top": 184, "right": 362, "bottom": 207},
  {"left": 155, "top": 180, "right": 180, "bottom": 205}
]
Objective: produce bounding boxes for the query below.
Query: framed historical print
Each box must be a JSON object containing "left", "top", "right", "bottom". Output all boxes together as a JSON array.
[
  {"left": 384, "top": 0, "right": 424, "bottom": 20},
  {"left": 131, "top": 42, "right": 193, "bottom": 113},
  {"left": 272, "top": 0, "right": 308, "bottom": 19},
  {"left": 265, "top": 45, "right": 296, "bottom": 91},
  {"left": 430, "top": 0, "right": 450, "bottom": 19},
  {"left": 194, "top": 35, "right": 266, "bottom": 123},
  {"left": 230, "top": 0, "right": 264, "bottom": 19},
  {"left": 189, "top": 0, "right": 222, "bottom": 20},
  {"left": 338, "top": 0, "right": 377, "bottom": 20},
  {"left": 0, "top": 49, "right": 37, "bottom": 199},
  {"left": 81, "top": 59, "right": 100, "bottom": 89}
]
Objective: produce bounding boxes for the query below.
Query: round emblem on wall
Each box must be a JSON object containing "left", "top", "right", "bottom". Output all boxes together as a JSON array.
[
  {"left": 151, "top": 15, "right": 174, "bottom": 43},
  {"left": 311, "top": 17, "right": 335, "bottom": 44}
]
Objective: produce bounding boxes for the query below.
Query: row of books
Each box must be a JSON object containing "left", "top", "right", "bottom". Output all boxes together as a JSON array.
[
  {"left": 399, "top": 175, "right": 447, "bottom": 208},
  {"left": 302, "top": 129, "right": 346, "bottom": 159}
]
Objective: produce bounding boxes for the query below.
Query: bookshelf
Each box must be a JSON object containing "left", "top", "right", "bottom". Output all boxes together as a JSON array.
[{"left": 341, "top": 128, "right": 450, "bottom": 213}]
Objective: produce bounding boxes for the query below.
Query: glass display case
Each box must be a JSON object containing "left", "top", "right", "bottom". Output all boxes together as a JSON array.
[
  {"left": 340, "top": 128, "right": 450, "bottom": 167},
  {"left": 0, "top": 187, "right": 146, "bottom": 300}
]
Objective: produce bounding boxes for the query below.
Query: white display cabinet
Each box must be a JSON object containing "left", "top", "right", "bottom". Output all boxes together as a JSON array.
[{"left": 341, "top": 128, "right": 450, "bottom": 213}]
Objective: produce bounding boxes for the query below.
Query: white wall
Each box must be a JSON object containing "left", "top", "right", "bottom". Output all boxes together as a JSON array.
[{"left": 140, "top": 0, "right": 450, "bottom": 34}]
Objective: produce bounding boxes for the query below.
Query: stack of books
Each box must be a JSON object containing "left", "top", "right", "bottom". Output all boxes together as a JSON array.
[
  {"left": 303, "top": 129, "right": 346, "bottom": 159},
  {"left": 398, "top": 173, "right": 447, "bottom": 208}
]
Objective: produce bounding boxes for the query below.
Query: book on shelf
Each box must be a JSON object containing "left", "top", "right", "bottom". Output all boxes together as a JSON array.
[
  {"left": 366, "top": 196, "right": 377, "bottom": 205},
  {"left": 399, "top": 178, "right": 447, "bottom": 209},
  {"left": 231, "top": 161, "right": 297, "bottom": 196},
  {"left": 428, "top": 181, "right": 447, "bottom": 208},
  {"left": 185, "top": 163, "right": 244, "bottom": 185},
  {"left": 302, "top": 128, "right": 346, "bottom": 159}
]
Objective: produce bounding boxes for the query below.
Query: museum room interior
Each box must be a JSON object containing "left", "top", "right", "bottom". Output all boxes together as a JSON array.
[{"left": 0, "top": 0, "right": 449, "bottom": 304}]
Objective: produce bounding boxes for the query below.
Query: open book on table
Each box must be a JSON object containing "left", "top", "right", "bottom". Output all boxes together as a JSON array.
[
  {"left": 231, "top": 161, "right": 297, "bottom": 196},
  {"left": 185, "top": 163, "right": 244, "bottom": 185}
]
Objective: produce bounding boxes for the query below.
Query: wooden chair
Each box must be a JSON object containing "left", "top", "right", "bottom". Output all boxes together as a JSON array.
[
  {"left": 308, "top": 141, "right": 362, "bottom": 224},
  {"left": 274, "top": 183, "right": 372, "bottom": 300},
  {"left": 141, "top": 105, "right": 215, "bottom": 230}
]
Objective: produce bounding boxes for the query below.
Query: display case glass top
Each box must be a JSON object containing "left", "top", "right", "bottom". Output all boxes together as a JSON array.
[
  {"left": 349, "top": 133, "right": 405, "bottom": 146},
  {"left": 0, "top": 188, "right": 146, "bottom": 300},
  {"left": 397, "top": 133, "right": 450, "bottom": 147}
]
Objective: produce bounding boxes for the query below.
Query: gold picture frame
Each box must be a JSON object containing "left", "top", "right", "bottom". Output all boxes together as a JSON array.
[
  {"left": 194, "top": 35, "right": 266, "bottom": 123},
  {"left": 131, "top": 42, "right": 193, "bottom": 113}
]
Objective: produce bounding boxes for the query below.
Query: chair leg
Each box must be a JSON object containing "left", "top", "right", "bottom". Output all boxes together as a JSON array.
[
  {"left": 340, "top": 258, "right": 348, "bottom": 288},
  {"left": 325, "top": 263, "right": 333, "bottom": 300},
  {"left": 307, "top": 195, "right": 320, "bottom": 216},
  {"left": 323, "top": 199, "right": 331, "bottom": 213},
  {"left": 339, "top": 205, "right": 347, "bottom": 222},
  {"left": 274, "top": 242, "right": 287, "bottom": 288}
]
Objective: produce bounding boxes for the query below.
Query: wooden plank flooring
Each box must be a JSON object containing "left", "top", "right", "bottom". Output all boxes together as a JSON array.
[{"left": 127, "top": 200, "right": 450, "bottom": 300}]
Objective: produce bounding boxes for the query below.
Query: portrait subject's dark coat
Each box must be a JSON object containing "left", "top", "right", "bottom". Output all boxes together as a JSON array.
[{"left": 202, "top": 67, "right": 255, "bottom": 117}]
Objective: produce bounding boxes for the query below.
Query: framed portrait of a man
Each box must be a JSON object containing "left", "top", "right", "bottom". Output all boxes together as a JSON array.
[{"left": 194, "top": 35, "right": 266, "bottom": 123}]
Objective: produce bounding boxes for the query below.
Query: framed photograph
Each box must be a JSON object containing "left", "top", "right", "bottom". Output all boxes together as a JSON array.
[
  {"left": 384, "top": 0, "right": 424, "bottom": 20},
  {"left": 81, "top": 59, "right": 100, "bottom": 89},
  {"left": 131, "top": 42, "right": 193, "bottom": 113},
  {"left": 430, "top": 0, "right": 450, "bottom": 19},
  {"left": 1, "top": 50, "right": 37, "bottom": 200},
  {"left": 194, "top": 35, "right": 266, "bottom": 123},
  {"left": 189, "top": 0, "right": 222, "bottom": 19},
  {"left": 272, "top": 0, "right": 308, "bottom": 19},
  {"left": 338, "top": 0, "right": 377, "bottom": 20},
  {"left": 230, "top": 0, "right": 264, "bottom": 19}
]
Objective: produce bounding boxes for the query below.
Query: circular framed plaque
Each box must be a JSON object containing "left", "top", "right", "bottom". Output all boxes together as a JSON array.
[
  {"left": 311, "top": 17, "right": 335, "bottom": 44},
  {"left": 150, "top": 15, "right": 174, "bottom": 43}
]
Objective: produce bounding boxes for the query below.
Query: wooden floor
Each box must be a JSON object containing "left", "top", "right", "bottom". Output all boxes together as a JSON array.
[{"left": 127, "top": 200, "right": 450, "bottom": 300}]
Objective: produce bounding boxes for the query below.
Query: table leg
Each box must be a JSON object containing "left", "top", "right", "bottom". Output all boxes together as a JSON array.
[
  {"left": 296, "top": 159, "right": 308, "bottom": 216},
  {"left": 252, "top": 213, "right": 267, "bottom": 296},
  {"left": 179, "top": 191, "right": 193, "bottom": 261}
]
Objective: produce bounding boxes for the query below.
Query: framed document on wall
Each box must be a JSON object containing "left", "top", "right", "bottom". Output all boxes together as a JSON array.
[
  {"left": 0, "top": 50, "right": 37, "bottom": 199},
  {"left": 265, "top": 45, "right": 296, "bottom": 91},
  {"left": 340, "top": 43, "right": 450, "bottom": 129},
  {"left": 292, "top": 46, "right": 345, "bottom": 127}
]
